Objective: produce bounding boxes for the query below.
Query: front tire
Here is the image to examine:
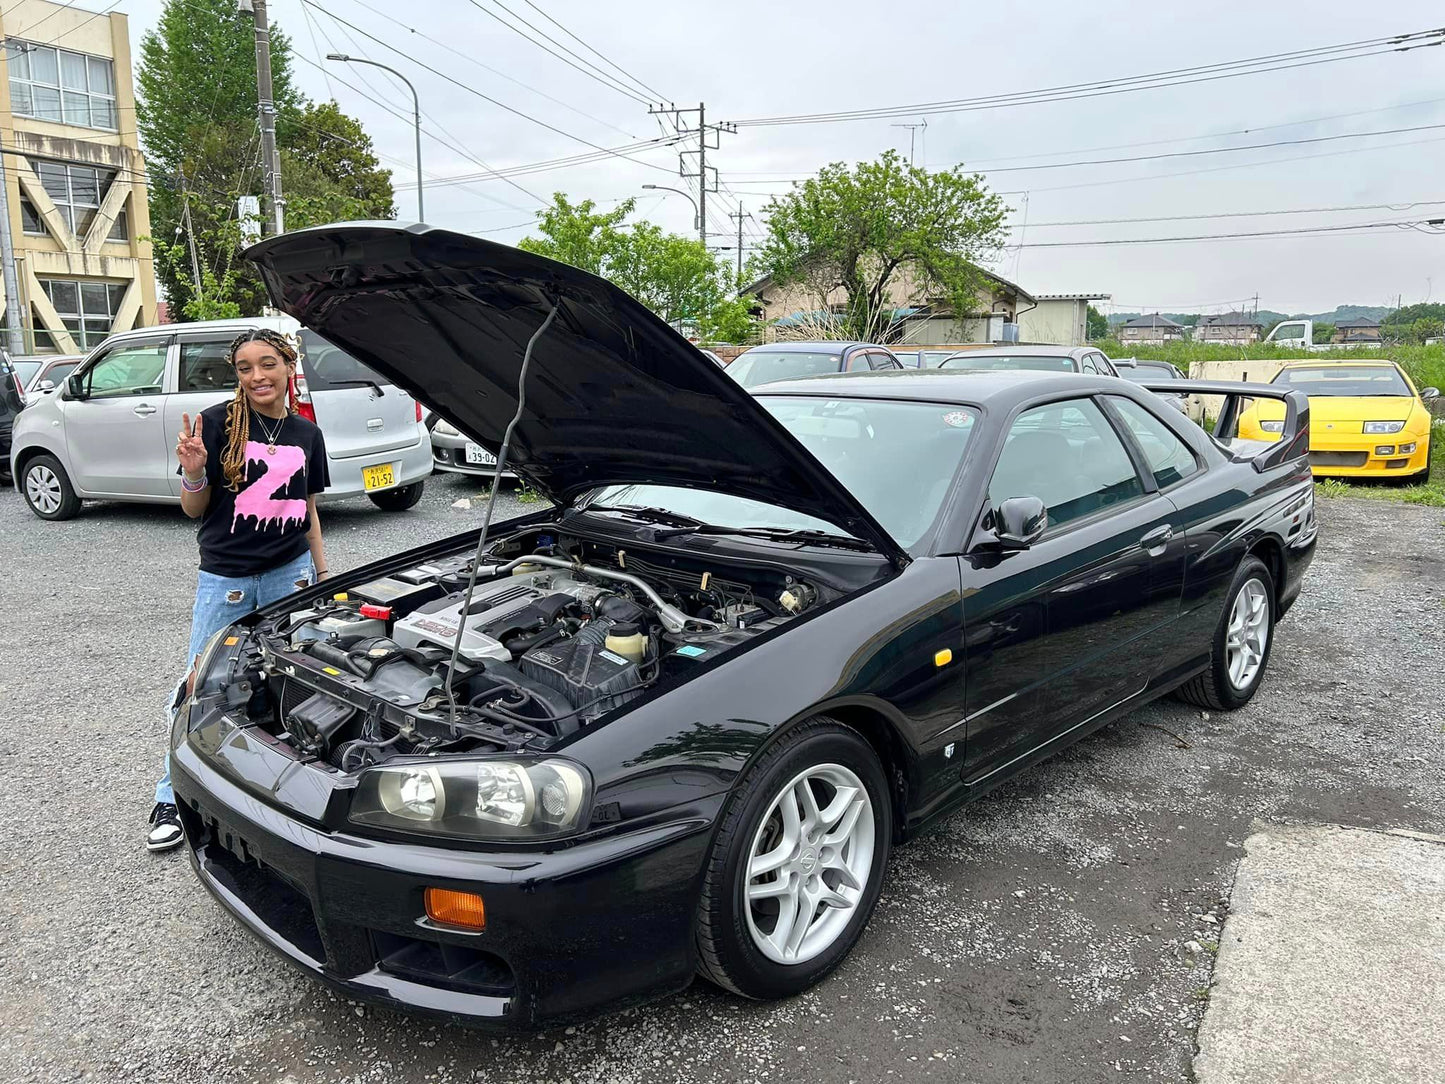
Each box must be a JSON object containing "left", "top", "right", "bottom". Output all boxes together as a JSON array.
[
  {"left": 368, "top": 480, "right": 424, "bottom": 511},
  {"left": 695, "top": 718, "right": 891, "bottom": 1000},
  {"left": 22, "top": 454, "right": 81, "bottom": 520},
  {"left": 1177, "top": 555, "right": 1274, "bottom": 711}
]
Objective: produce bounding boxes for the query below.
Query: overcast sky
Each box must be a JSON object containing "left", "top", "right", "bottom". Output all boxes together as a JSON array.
[{"left": 45, "top": 0, "right": 1445, "bottom": 313}]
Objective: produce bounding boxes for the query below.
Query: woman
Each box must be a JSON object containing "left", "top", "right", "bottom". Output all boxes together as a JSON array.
[{"left": 147, "top": 328, "right": 332, "bottom": 852}]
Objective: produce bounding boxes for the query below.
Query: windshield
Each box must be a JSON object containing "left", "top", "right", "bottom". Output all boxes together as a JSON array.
[
  {"left": 1272, "top": 365, "right": 1410, "bottom": 397},
  {"left": 585, "top": 396, "right": 977, "bottom": 548},
  {"left": 941, "top": 354, "right": 1076, "bottom": 372},
  {"left": 726, "top": 350, "right": 841, "bottom": 388},
  {"left": 43, "top": 361, "right": 78, "bottom": 385},
  {"left": 1117, "top": 362, "right": 1180, "bottom": 384},
  {"left": 298, "top": 330, "right": 392, "bottom": 390}
]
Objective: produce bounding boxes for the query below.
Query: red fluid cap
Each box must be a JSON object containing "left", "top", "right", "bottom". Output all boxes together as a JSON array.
[{"left": 359, "top": 603, "right": 393, "bottom": 620}]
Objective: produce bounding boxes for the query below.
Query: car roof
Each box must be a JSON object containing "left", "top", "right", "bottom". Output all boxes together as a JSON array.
[
  {"left": 106, "top": 315, "right": 299, "bottom": 339},
  {"left": 750, "top": 367, "right": 1124, "bottom": 405},
  {"left": 738, "top": 340, "right": 871, "bottom": 353},
  {"left": 944, "top": 344, "right": 1088, "bottom": 359},
  {"left": 1278, "top": 358, "right": 1396, "bottom": 368}
]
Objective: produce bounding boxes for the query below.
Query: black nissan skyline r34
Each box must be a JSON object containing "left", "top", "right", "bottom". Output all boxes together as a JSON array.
[{"left": 169, "top": 223, "right": 1317, "bottom": 1029}]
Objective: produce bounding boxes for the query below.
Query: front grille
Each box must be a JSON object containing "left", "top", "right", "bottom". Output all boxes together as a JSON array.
[
  {"left": 198, "top": 817, "right": 326, "bottom": 964},
  {"left": 372, "top": 930, "right": 515, "bottom": 995},
  {"left": 1310, "top": 451, "right": 1368, "bottom": 468}
]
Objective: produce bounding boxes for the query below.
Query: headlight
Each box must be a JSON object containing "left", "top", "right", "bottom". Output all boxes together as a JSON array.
[
  {"left": 433, "top": 419, "right": 460, "bottom": 437},
  {"left": 1259, "top": 420, "right": 1285, "bottom": 433},
  {"left": 1363, "top": 420, "right": 1405, "bottom": 434},
  {"left": 350, "top": 758, "right": 592, "bottom": 841}
]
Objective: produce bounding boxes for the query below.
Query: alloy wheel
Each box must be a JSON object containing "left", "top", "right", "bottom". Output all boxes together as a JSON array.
[
  {"left": 1226, "top": 578, "right": 1269, "bottom": 690},
  {"left": 26, "top": 465, "right": 62, "bottom": 515},
  {"left": 743, "top": 762, "right": 875, "bottom": 966}
]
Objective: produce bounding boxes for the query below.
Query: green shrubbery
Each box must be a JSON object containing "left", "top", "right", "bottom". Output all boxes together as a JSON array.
[{"left": 1094, "top": 340, "right": 1445, "bottom": 394}]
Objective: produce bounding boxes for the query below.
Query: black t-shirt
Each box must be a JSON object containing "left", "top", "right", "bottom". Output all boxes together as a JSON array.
[{"left": 186, "top": 402, "right": 330, "bottom": 576}]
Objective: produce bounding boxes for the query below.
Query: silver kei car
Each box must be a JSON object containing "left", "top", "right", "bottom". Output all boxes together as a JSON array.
[{"left": 10, "top": 316, "right": 431, "bottom": 520}]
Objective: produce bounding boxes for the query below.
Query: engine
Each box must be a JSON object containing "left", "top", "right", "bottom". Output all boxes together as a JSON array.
[{"left": 243, "top": 534, "right": 817, "bottom": 770}]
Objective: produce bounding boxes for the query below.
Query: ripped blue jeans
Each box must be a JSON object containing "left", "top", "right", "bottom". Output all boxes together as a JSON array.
[{"left": 155, "top": 550, "right": 315, "bottom": 805}]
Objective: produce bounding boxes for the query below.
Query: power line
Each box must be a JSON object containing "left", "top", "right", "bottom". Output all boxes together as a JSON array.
[
  {"left": 1014, "top": 199, "right": 1445, "bottom": 229},
  {"left": 8, "top": 0, "right": 118, "bottom": 42},
  {"left": 460, "top": 0, "right": 653, "bottom": 106},
  {"left": 517, "top": 0, "right": 668, "bottom": 103},
  {"left": 1010, "top": 218, "right": 1445, "bottom": 249},
  {"left": 338, "top": 0, "right": 643, "bottom": 141},
  {"left": 413, "top": 136, "right": 685, "bottom": 189},
  {"left": 730, "top": 29, "right": 1445, "bottom": 126}
]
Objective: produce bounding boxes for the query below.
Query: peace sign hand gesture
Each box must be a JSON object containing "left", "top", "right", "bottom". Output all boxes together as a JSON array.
[{"left": 177, "top": 413, "right": 207, "bottom": 478}]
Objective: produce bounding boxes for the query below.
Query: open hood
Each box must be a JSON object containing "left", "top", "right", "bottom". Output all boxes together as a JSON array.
[{"left": 247, "top": 223, "right": 904, "bottom": 561}]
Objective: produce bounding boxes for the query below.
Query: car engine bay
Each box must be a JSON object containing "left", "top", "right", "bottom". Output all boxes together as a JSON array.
[{"left": 213, "top": 527, "right": 852, "bottom": 773}]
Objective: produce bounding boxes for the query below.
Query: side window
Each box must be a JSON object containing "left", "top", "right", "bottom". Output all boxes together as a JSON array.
[
  {"left": 1107, "top": 396, "right": 1200, "bottom": 489},
  {"left": 844, "top": 350, "right": 871, "bottom": 372},
  {"left": 179, "top": 338, "right": 238, "bottom": 392},
  {"left": 1080, "top": 355, "right": 1097, "bottom": 374},
  {"left": 988, "top": 398, "right": 1145, "bottom": 529},
  {"left": 1093, "top": 353, "right": 1118, "bottom": 376},
  {"left": 82, "top": 338, "right": 168, "bottom": 398},
  {"left": 870, "top": 350, "right": 900, "bottom": 370}
]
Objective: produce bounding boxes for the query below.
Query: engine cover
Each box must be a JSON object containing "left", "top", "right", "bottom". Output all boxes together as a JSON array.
[{"left": 391, "top": 573, "right": 586, "bottom": 663}]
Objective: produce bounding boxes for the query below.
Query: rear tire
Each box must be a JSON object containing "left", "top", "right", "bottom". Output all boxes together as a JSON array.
[
  {"left": 368, "top": 481, "right": 424, "bottom": 512},
  {"left": 695, "top": 718, "right": 891, "bottom": 1000},
  {"left": 1176, "top": 556, "right": 1274, "bottom": 711},
  {"left": 22, "top": 454, "right": 81, "bottom": 520}
]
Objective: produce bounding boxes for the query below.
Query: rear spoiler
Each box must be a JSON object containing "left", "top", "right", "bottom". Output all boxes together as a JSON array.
[{"left": 1138, "top": 379, "right": 1310, "bottom": 473}]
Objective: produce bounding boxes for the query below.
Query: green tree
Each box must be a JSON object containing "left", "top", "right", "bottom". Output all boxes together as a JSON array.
[
  {"left": 753, "top": 150, "right": 1009, "bottom": 342},
  {"left": 518, "top": 193, "right": 632, "bottom": 276},
  {"left": 1086, "top": 304, "right": 1109, "bottom": 340},
  {"left": 1312, "top": 322, "right": 1335, "bottom": 345},
  {"left": 137, "top": 0, "right": 393, "bottom": 319},
  {"left": 699, "top": 295, "right": 758, "bottom": 344}
]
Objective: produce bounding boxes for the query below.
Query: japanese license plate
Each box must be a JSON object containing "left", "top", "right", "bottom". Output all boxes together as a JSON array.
[
  {"left": 362, "top": 463, "right": 396, "bottom": 491},
  {"left": 464, "top": 442, "right": 496, "bottom": 466}
]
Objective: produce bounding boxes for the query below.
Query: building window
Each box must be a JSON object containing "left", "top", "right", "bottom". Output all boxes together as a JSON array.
[
  {"left": 28, "top": 160, "right": 125, "bottom": 240},
  {"left": 39, "top": 278, "right": 127, "bottom": 350},
  {"left": 6, "top": 40, "right": 117, "bottom": 130}
]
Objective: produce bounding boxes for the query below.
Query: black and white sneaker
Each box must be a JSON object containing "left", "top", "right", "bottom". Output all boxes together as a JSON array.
[{"left": 147, "top": 802, "right": 185, "bottom": 852}]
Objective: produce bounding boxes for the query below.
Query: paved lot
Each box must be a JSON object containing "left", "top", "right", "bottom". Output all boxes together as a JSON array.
[{"left": 1, "top": 479, "right": 1441, "bottom": 1084}]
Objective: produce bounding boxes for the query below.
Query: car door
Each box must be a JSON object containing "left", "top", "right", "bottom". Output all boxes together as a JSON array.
[
  {"left": 960, "top": 395, "right": 1180, "bottom": 781},
  {"left": 61, "top": 334, "right": 173, "bottom": 497},
  {"left": 165, "top": 334, "right": 243, "bottom": 496}
]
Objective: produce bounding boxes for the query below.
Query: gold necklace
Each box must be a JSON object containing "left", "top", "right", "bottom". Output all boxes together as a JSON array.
[{"left": 253, "top": 410, "right": 285, "bottom": 454}]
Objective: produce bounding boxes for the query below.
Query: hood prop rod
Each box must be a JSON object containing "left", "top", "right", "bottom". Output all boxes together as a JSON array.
[{"left": 444, "top": 300, "right": 559, "bottom": 732}]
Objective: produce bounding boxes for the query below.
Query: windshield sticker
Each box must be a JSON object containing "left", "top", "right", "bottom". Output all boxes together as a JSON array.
[{"left": 943, "top": 410, "right": 972, "bottom": 428}]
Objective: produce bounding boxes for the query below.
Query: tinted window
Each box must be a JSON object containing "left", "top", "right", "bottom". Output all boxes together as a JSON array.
[
  {"left": 989, "top": 398, "right": 1144, "bottom": 528},
  {"left": 298, "top": 330, "right": 390, "bottom": 391},
  {"left": 941, "top": 354, "right": 1077, "bottom": 372},
  {"left": 1272, "top": 365, "right": 1410, "bottom": 397},
  {"left": 589, "top": 397, "right": 978, "bottom": 548},
  {"left": 726, "top": 349, "right": 843, "bottom": 388},
  {"left": 179, "top": 339, "right": 238, "bottom": 392},
  {"left": 1108, "top": 397, "right": 1199, "bottom": 488},
  {"left": 83, "top": 339, "right": 167, "bottom": 398},
  {"left": 844, "top": 351, "right": 871, "bottom": 372}
]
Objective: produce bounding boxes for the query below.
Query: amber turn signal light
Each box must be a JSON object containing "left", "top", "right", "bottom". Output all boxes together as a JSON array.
[{"left": 425, "top": 887, "right": 486, "bottom": 930}]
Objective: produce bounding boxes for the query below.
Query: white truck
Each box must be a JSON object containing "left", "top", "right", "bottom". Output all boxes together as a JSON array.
[{"left": 1261, "top": 319, "right": 1372, "bottom": 351}]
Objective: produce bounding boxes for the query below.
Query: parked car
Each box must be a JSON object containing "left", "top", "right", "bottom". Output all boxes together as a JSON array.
[
  {"left": 1237, "top": 360, "right": 1437, "bottom": 481},
  {"left": 10, "top": 316, "right": 430, "bottom": 520},
  {"left": 698, "top": 348, "right": 726, "bottom": 367},
  {"left": 429, "top": 413, "right": 517, "bottom": 480},
  {"left": 893, "top": 349, "right": 958, "bottom": 369},
  {"left": 170, "top": 223, "right": 1318, "bottom": 1030},
  {"left": 939, "top": 345, "right": 1121, "bottom": 376},
  {"left": 23, "top": 354, "right": 84, "bottom": 396},
  {"left": 724, "top": 340, "right": 904, "bottom": 388},
  {"left": 1113, "top": 358, "right": 1189, "bottom": 413}
]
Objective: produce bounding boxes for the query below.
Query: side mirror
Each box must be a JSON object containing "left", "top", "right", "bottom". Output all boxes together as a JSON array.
[
  {"left": 1421, "top": 386, "right": 1440, "bottom": 400},
  {"left": 36, "top": 379, "right": 55, "bottom": 393},
  {"left": 66, "top": 372, "right": 86, "bottom": 399},
  {"left": 995, "top": 496, "right": 1048, "bottom": 549}
]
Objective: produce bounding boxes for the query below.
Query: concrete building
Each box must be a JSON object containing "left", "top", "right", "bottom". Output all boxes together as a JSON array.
[
  {"left": 1195, "top": 311, "right": 1265, "bottom": 345},
  {"left": 1117, "top": 313, "right": 1188, "bottom": 345},
  {"left": 744, "top": 261, "right": 1035, "bottom": 346},
  {"left": 1017, "top": 292, "right": 1110, "bottom": 346},
  {"left": 0, "top": 0, "right": 156, "bottom": 355}
]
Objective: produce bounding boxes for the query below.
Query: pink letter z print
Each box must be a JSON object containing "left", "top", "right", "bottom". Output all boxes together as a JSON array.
[{"left": 232, "top": 441, "right": 308, "bottom": 531}]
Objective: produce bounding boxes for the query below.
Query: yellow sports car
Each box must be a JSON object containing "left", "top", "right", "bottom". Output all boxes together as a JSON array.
[{"left": 1238, "top": 361, "right": 1437, "bottom": 481}]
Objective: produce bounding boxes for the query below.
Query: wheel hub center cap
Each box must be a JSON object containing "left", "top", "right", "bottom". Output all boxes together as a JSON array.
[{"left": 798, "top": 849, "right": 818, "bottom": 873}]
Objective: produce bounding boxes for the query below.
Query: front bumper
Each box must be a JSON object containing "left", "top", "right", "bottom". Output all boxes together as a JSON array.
[
  {"left": 320, "top": 433, "right": 433, "bottom": 500},
  {"left": 430, "top": 429, "right": 516, "bottom": 479},
  {"left": 170, "top": 725, "right": 715, "bottom": 1029},
  {"left": 1305, "top": 432, "right": 1429, "bottom": 478}
]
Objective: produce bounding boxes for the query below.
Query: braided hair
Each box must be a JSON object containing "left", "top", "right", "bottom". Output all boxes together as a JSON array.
[{"left": 220, "top": 328, "right": 303, "bottom": 492}]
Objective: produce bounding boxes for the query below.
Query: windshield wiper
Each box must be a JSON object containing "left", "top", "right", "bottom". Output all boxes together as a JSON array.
[
  {"left": 654, "top": 523, "right": 875, "bottom": 551},
  {"left": 582, "top": 504, "right": 708, "bottom": 528},
  {"left": 324, "top": 378, "right": 385, "bottom": 395}
]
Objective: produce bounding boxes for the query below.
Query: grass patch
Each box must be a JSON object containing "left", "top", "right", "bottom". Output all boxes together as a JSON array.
[{"left": 515, "top": 482, "right": 545, "bottom": 505}]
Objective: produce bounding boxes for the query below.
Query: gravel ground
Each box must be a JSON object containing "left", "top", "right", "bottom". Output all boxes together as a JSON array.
[{"left": 1, "top": 479, "right": 1441, "bottom": 1084}]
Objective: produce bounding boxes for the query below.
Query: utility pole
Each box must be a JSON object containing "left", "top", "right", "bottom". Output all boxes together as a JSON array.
[
  {"left": 181, "top": 178, "right": 204, "bottom": 311},
  {"left": 248, "top": 0, "right": 285, "bottom": 235},
  {"left": 648, "top": 102, "right": 734, "bottom": 246},
  {"left": 0, "top": 150, "right": 26, "bottom": 354},
  {"left": 891, "top": 118, "right": 927, "bottom": 167},
  {"left": 729, "top": 202, "right": 752, "bottom": 286}
]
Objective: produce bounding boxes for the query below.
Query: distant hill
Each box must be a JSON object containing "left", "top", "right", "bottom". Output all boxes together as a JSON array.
[{"left": 1109, "top": 305, "right": 1392, "bottom": 327}]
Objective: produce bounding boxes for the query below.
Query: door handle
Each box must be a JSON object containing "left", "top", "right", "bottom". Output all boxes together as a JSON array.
[
  {"left": 132, "top": 403, "right": 157, "bottom": 416},
  {"left": 1140, "top": 524, "right": 1174, "bottom": 555}
]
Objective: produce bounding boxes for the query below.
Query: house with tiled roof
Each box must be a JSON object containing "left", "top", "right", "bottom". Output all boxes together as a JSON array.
[
  {"left": 1117, "top": 313, "right": 1188, "bottom": 345},
  {"left": 1196, "top": 312, "right": 1265, "bottom": 345}
]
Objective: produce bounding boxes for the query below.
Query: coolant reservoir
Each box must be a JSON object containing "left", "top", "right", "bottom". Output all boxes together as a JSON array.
[{"left": 604, "top": 621, "right": 647, "bottom": 664}]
